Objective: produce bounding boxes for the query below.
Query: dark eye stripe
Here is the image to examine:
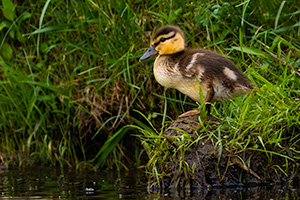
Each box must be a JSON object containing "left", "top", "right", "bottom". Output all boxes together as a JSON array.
[{"left": 154, "top": 33, "right": 176, "bottom": 47}]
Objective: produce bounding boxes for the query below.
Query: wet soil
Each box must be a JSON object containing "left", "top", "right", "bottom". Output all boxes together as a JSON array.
[{"left": 151, "top": 115, "right": 300, "bottom": 190}]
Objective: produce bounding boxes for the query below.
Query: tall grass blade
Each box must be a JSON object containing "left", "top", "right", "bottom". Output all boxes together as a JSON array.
[
  {"left": 92, "top": 125, "right": 140, "bottom": 168},
  {"left": 37, "top": 0, "right": 51, "bottom": 57},
  {"left": 275, "top": 1, "right": 286, "bottom": 30}
]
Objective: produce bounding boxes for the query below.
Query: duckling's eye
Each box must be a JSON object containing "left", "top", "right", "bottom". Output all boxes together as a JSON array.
[{"left": 160, "top": 37, "right": 166, "bottom": 42}]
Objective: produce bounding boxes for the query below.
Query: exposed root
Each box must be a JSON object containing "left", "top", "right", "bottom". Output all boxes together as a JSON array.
[{"left": 230, "top": 156, "right": 261, "bottom": 180}]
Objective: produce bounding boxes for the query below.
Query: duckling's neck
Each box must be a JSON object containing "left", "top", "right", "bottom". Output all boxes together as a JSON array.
[
  {"left": 160, "top": 50, "right": 185, "bottom": 58},
  {"left": 172, "top": 50, "right": 185, "bottom": 57}
]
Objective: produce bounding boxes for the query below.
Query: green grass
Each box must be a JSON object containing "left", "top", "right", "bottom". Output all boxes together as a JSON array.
[{"left": 0, "top": 0, "right": 299, "bottom": 171}]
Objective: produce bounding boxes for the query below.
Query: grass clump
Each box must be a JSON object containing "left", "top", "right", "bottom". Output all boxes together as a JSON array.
[{"left": 0, "top": 0, "right": 299, "bottom": 175}]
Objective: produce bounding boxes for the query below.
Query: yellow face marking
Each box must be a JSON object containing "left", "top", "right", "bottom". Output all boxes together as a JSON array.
[
  {"left": 151, "top": 32, "right": 175, "bottom": 45},
  {"left": 152, "top": 33, "right": 185, "bottom": 55}
]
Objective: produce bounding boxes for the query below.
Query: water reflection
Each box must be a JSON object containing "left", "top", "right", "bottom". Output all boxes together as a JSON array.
[
  {"left": 163, "top": 186, "right": 300, "bottom": 200},
  {"left": 0, "top": 166, "right": 148, "bottom": 199},
  {"left": 0, "top": 166, "right": 299, "bottom": 199}
]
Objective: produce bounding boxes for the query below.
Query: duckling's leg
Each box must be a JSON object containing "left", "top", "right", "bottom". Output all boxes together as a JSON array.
[
  {"left": 178, "top": 86, "right": 214, "bottom": 118},
  {"left": 204, "top": 86, "right": 214, "bottom": 116}
]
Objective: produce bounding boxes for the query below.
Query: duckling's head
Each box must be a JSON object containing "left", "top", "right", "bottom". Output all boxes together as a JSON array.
[{"left": 139, "top": 25, "right": 185, "bottom": 61}]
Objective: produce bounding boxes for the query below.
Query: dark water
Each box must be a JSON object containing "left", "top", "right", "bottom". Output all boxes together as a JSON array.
[{"left": 0, "top": 166, "right": 299, "bottom": 199}]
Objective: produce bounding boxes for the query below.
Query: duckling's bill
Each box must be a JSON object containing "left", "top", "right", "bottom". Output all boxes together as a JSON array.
[{"left": 139, "top": 45, "right": 158, "bottom": 61}]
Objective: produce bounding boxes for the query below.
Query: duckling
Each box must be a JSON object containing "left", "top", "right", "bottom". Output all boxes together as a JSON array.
[{"left": 139, "top": 25, "right": 257, "bottom": 117}]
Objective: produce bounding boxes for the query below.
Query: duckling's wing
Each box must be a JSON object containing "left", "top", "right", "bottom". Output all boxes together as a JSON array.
[{"left": 177, "top": 49, "right": 254, "bottom": 90}]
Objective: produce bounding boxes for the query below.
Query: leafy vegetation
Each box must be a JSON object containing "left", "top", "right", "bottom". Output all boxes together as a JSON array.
[{"left": 0, "top": 0, "right": 299, "bottom": 175}]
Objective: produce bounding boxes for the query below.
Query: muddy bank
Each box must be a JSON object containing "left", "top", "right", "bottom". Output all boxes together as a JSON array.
[{"left": 149, "top": 115, "right": 299, "bottom": 190}]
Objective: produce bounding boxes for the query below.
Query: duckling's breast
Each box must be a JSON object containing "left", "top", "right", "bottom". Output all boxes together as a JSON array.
[
  {"left": 153, "top": 56, "right": 178, "bottom": 88},
  {"left": 153, "top": 55, "right": 208, "bottom": 102}
]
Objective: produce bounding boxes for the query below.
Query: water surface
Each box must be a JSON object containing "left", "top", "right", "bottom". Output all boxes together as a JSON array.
[{"left": 0, "top": 166, "right": 299, "bottom": 199}]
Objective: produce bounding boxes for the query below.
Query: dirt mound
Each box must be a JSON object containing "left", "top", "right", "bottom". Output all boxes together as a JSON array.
[{"left": 149, "top": 115, "right": 299, "bottom": 190}]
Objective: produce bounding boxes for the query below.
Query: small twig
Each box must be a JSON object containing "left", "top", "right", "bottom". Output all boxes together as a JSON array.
[
  {"left": 111, "top": 95, "right": 124, "bottom": 128},
  {"left": 262, "top": 48, "right": 300, "bottom": 77},
  {"left": 255, "top": 25, "right": 264, "bottom": 36}
]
